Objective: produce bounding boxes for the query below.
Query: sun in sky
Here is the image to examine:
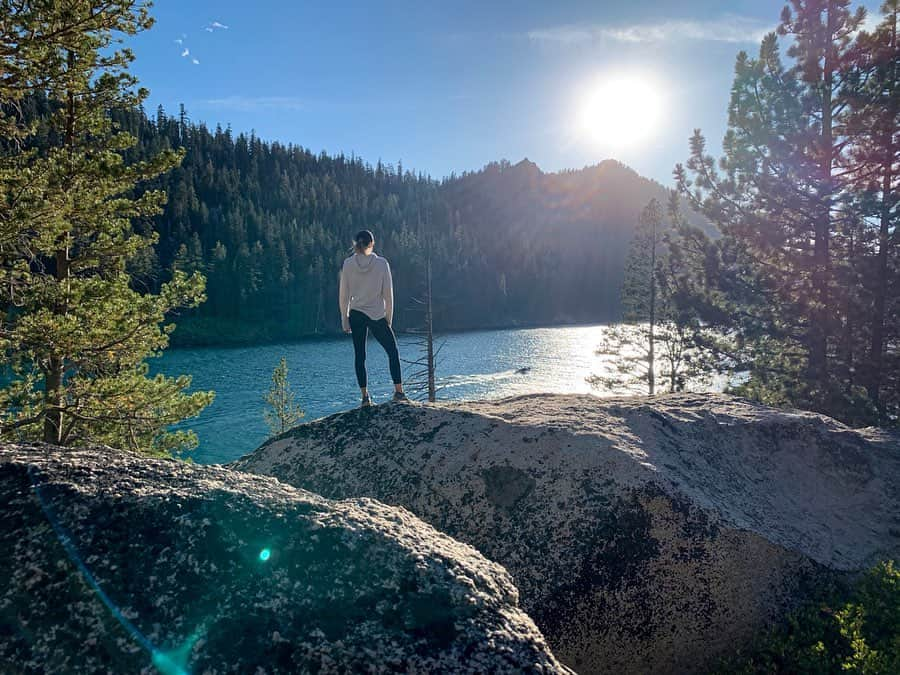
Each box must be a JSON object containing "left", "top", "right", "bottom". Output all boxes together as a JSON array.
[{"left": 576, "top": 72, "right": 665, "bottom": 151}]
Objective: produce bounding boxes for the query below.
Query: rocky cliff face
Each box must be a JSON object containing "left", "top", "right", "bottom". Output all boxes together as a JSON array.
[
  {"left": 0, "top": 444, "right": 571, "bottom": 674},
  {"left": 235, "top": 393, "right": 900, "bottom": 674}
]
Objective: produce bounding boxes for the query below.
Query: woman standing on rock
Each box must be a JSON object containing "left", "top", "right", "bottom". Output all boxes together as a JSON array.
[{"left": 339, "top": 230, "right": 406, "bottom": 407}]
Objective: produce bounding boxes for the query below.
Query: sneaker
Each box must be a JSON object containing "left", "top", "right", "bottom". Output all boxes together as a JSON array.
[
  {"left": 360, "top": 395, "right": 373, "bottom": 408},
  {"left": 392, "top": 391, "right": 409, "bottom": 402}
]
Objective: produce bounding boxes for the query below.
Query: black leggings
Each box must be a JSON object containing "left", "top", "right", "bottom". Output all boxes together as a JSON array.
[{"left": 349, "top": 309, "right": 402, "bottom": 388}]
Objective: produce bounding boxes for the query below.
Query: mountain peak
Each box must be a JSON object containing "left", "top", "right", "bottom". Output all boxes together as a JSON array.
[{"left": 513, "top": 157, "right": 541, "bottom": 175}]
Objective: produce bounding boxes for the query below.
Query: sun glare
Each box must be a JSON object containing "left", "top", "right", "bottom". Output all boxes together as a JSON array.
[{"left": 577, "top": 73, "right": 663, "bottom": 150}]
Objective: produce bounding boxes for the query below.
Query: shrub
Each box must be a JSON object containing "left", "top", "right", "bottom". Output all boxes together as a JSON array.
[{"left": 717, "top": 561, "right": 900, "bottom": 674}]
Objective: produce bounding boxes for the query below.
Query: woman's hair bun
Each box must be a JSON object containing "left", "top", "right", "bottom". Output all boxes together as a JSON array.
[{"left": 354, "top": 230, "right": 375, "bottom": 250}]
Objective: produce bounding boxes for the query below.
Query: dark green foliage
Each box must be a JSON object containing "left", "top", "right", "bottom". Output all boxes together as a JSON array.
[
  {"left": 842, "top": 1, "right": 900, "bottom": 421},
  {"left": 717, "top": 561, "right": 900, "bottom": 674},
  {"left": 7, "top": 86, "right": 706, "bottom": 349},
  {"left": 0, "top": 1, "right": 212, "bottom": 453},
  {"left": 263, "top": 356, "right": 304, "bottom": 436},
  {"left": 91, "top": 105, "right": 692, "bottom": 345},
  {"left": 673, "top": 0, "right": 899, "bottom": 426}
]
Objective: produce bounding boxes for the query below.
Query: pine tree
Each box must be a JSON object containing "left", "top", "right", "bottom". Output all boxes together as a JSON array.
[
  {"left": 674, "top": 1, "right": 870, "bottom": 420},
  {"left": 778, "top": 1, "right": 866, "bottom": 406},
  {"left": 589, "top": 195, "right": 719, "bottom": 395},
  {"left": 621, "top": 199, "right": 665, "bottom": 394},
  {"left": 0, "top": 1, "right": 212, "bottom": 453},
  {"left": 263, "top": 357, "right": 304, "bottom": 436},
  {"left": 844, "top": 1, "right": 900, "bottom": 421}
]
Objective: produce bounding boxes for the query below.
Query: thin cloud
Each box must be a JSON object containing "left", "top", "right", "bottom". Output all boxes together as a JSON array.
[
  {"left": 174, "top": 38, "right": 183, "bottom": 45},
  {"left": 204, "top": 20, "right": 229, "bottom": 32},
  {"left": 192, "top": 58, "right": 200, "bottom": 65},
  {"left": 528, "top": 15, "right": 774, "bottom": 46},
  {"left": 204, "top": 96, "right": 305, "bottom": 112}
]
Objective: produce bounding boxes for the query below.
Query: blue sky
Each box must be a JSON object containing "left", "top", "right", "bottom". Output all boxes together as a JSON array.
[{"left": 128, "top": 0, "right": 881, "bottom": 186}]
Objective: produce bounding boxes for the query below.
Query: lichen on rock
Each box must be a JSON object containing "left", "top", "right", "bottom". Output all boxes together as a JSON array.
[
  {"left": 0, "top": 443, "right": 572, "bottom": 674},
  {"left": 236, "top": 392, "right": 900, "bottom": 674}
]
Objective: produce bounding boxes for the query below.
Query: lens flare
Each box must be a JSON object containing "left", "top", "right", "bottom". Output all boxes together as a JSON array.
[{"left": 29, "top": 465, "right": 199, "bottom": 675}]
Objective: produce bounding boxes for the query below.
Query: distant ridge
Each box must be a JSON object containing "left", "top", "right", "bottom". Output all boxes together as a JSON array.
[
  {"left": 435, "top": 156, "right": 709, "bottom": 329},
  {"left": 57, "top": 101, "right": 701, "bottom": 345},
  {"left": 9, "top": 96, "right": 708, "bottom": 346}
]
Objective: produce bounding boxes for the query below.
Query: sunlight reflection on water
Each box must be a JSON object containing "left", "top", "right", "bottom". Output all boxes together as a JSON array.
[{"left": 154, "top": 323, "right": 719, "bottom": 464}]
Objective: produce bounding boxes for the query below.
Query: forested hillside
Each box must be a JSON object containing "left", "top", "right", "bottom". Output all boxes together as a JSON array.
[{"left": 101, "top": 103, "right": 692, "bottom": 345}]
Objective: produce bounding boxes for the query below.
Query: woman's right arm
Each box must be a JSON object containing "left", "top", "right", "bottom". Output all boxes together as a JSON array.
[
  {"left": 383, "top": 261, "right": 394, "bottom": 327},
  {"left": 339, "top": 264, "right": 351, "bottom": 332}
]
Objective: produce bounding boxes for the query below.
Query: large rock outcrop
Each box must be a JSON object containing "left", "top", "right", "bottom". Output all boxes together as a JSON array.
[
  {"left": 235, "top": 393, "right": 900, "bottom": 674},
  {"left": 0, "top": 444, "right": 572, "bottom": 674}
]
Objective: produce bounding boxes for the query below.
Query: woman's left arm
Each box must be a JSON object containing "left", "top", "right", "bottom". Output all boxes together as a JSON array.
[{"left": 339, "top": 263, "right": 351, "bottom": 332}]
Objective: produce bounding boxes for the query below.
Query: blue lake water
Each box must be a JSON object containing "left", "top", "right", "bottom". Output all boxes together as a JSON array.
[{"left": 153, "top": 323, "right": 697, "bottom": 464}]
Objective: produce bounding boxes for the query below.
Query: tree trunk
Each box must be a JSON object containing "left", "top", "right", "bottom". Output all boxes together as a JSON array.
[
  {"left": 842, "top": 227, "right": 856, "bottom": 395},
  {"left": 426, "top": 254, "right": 436, "bottom": 402},
  {"left": 808, "top": 1, "right": 837, "bottom": 406},
  {"left": 867, "top": 12, "right": 898, "bottom": 413},
  {"left": 44, "top": 50, "right": 76, "bottom": 445},
  {"left": 868, "top": 156, "right": 893, "bottom": 410},
  {"left": 648, "top": 216, "right": 656, "bottom": 396},
  {"left": 43, "top": 356, "right": 64, "bottom": 444}
]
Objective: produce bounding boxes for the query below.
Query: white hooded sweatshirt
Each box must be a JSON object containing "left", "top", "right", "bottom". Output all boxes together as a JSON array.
[{"left": 339, "top": 253, "right": 394, "bottom": 330}]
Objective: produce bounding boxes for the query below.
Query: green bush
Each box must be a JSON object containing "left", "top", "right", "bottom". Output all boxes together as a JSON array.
[{"left": 716, "top": 561, "right": 900, "bottom": 674}]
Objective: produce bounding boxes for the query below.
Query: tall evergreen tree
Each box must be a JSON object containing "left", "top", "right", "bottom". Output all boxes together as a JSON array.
[
  {"left": 0, "top": 1, "right": 212, "bottom": 453},
  {"left": 778, "top": 0, "right": 866, "bottom": 405},
  {"left": 844, "top": 1, "right": 900, "bottom": 419},
  {"left": 622, "top": 199, "right": 665, "bottom": 394},
  {"left": 588, "top": 194, "right": 719, "bottom": 395},
  {"left": 674, "top": 1, "right": 874, "bottom": 421}
]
